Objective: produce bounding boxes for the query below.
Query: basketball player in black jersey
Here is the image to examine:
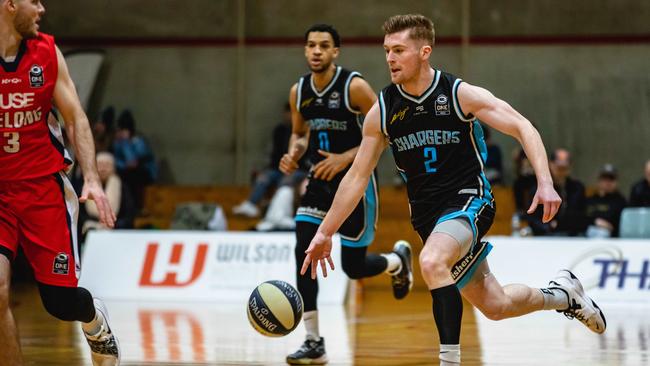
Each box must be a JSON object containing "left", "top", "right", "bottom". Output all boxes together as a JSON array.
[
  {"left": 300, "top": 15, "right": 606, "bottom": 364},
  {"left": 280, "top": 24, "right": 414, "bottom": 365}
]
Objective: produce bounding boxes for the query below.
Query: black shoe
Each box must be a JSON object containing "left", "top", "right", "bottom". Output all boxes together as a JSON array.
[
  {"left": 286, "top": 337, "right": 328, "bottom": 365},
  {"left": 390, "top": 240, "right": 413, "bottom": 300}
]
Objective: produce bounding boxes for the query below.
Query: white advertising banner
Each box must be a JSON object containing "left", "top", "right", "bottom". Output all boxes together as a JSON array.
[
  {"left": 486, "top": 236, "right": 650, "bottom": 305},
  {"left": 80, "top": 231, "right": 348, "bottom": 305}
]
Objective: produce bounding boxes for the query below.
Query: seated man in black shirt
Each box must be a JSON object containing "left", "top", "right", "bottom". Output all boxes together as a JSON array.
[
  {"left": 585, "top": 164, "right": 627, "bottom": 237},
  {"left": 527, "top": 148, "right": 587, "bottom": 236}
]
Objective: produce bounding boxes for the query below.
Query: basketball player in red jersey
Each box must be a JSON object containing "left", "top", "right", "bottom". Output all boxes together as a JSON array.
[{"left": 1, "top": 1, "right": 120, "bottom": 365}]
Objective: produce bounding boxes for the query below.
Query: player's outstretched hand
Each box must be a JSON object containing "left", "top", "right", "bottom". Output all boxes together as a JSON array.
[
  {"left": 80, "top": 180, "right": 116, "bottom": 228},
  {"left": 301, "top": 231, "right": 335, "bottom": 279},
  {"left": 527, "top": 182, "right": 562, "bottom": 223},
  {"left": 313, "top": 150, "right": 350, "bottom": 181}
]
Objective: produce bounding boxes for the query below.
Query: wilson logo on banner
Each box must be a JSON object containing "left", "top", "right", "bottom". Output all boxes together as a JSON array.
[{"left": 139, "top": 242, "right": 209, "bottom": 287}]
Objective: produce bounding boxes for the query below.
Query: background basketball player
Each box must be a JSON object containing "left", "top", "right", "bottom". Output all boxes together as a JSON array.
[{"left": 279, "top": 24, "right": 413, "bottom": 365}]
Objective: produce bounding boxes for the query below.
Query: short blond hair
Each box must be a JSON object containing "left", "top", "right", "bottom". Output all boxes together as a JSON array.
[{"left": 382, "top": 14, "right": 435, "bottom": 46}]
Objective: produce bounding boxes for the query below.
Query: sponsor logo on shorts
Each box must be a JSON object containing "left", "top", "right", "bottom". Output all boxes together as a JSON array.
[
  {"left": 52, "top": 252, "right": 69, "bottom": 275},
  {"left": 451, "top": 241, "right": 486, "bottom": 282},
  {"left": 29, "top": 64, "right": 44, "bottom": 88},
  {"left": 297, "top": 206, "right": 327, "bottom": 219}
]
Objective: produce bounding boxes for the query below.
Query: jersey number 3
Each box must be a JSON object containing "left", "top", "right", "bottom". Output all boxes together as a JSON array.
[
  {"left": 3, "top": 132, "right": 20, "bottom": 153},
  {"left": 424, "top": 147, "right": 437, "bottom": 173}
]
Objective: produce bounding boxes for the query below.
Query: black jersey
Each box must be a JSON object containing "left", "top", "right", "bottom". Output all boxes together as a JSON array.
[
  {"left": 379, "top": 70, "right": 494, "bottom": 229},
  {"left": 296, "top": 66, "right": 363, "bottom": 179}
]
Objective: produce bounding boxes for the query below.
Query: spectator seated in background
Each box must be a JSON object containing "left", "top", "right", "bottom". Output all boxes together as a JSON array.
[
  {"left": 481, "top": 123, "right": 504, "bottom": 185},
  {"left": 113, "top": 109, "right": 158, "bottom": 211},
  {"left": 233, "top": 103, "right": 308, "bottom": 218},
  {"left": 512, "top": 148, "right": 536, "bottom": 212},
  {"left": 93, "top": 106, "right": 115, "bottom": 153},
  {"left": 80, "top": 152, "right": 136, "bottom": 240},
  {"left": 585, "top": 164, "right": 627, "bottom": 238},
  {"left": 629, "top": 159, "right": 650, "bottom": 207},
  {"left": 527, "top": 148, "right": 587, "bottom": 236}
]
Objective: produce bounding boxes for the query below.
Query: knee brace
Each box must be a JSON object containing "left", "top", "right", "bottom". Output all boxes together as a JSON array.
[{"left": 37, "top": 283, "right": 95, "bottom": 322}]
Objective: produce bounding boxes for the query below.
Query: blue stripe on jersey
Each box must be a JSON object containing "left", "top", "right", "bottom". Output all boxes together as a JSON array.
[
  {"left": 379, "top": 91, "right": 388, "bottom": 136},
  {"left": 341, "top": 175, "right": 378, "bottom": 247},
  {"left": 295, "top": 214, "right": 323, "bottom": 225},
  {"left": 471, "top": 121, "right": 494, "bottom": 202}
]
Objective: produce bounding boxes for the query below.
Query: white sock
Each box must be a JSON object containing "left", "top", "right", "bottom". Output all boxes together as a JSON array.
[
  {"left": 81, "top": 308, "right": 105, "bottom": 336},
  {"left": 303, "top": 310, "right": 320, "bottom": 341},
  {"left": 381, "top": 253, "right": 402, "bottom": 274},
  {"left": 540, "top": 288, "right": 569, "bottom": 310},
  {"left": 439, "top": 344, "right": 461, "bottom": 363}
]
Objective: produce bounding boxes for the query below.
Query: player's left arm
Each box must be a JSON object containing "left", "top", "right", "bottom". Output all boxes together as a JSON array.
[
  {"left": 53, "top": 46, "right": 115, "bottom": 227},
  {"left": 457, "top": 82, "right": 561, "bottom": 222},
  {"left": 302, "top": 101, "right": 387, "bottom": 279},
  {"left": 313, "top": 77, "right": 377, "bottom": 180}
]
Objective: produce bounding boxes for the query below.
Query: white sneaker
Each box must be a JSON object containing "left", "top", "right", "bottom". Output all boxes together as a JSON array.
[
  {"left": 276, "top": 216, "right": 296, "bottom": 230},
  {"left": 256, "top": 220, "right": 275, "bottom": 231},
  {"left": 232, "top": 201, "right": 259, "bottom": 218},
  {"left": 548, "top": 269, "right": 607, "bottom": 334},
  {"left": 84, "top": 298, "right": 121, "bottom": 366}
]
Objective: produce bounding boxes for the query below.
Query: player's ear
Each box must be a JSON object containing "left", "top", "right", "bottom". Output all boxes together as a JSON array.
[
  {"left": 332, "top": 47, "right": 340, "bottom": 59},
  {"left": 420, "top": 44, "right": 432, "bottom": 60}
]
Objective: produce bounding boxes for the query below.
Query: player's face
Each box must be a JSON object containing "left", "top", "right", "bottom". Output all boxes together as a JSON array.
[
  {"left": 383, "top": 29, "right": 430, "bottom": 84},
  {"left": 13, "top": 0, "right": 45, "bottom": 39},
  {"left": 304, "top": 32, "right": 339, "bottom": 73}
]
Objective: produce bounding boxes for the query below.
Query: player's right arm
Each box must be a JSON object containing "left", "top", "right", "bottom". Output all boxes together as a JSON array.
[
  {"left": 279, "top": 83, "right": 310, "bottom": 175},
  {"left": 52, "top": 46, "right": 115, "bottom": 227},
  {"left": 301, "top": 101, "right": 388, "bottom": 279}
]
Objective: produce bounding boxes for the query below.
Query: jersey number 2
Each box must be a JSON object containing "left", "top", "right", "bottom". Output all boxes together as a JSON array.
[
  {"left": 318, "top": 131, "right": 330, "bottom": 151},
  {"left": 424, "top": 147, "right": 437, "bottom": 173},
  {"left": 3, "top": 132, "right": 20, "bottom": 153}
]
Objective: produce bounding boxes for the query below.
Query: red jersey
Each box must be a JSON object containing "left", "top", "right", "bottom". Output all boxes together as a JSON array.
[{"left": 0, "top": 32, "right": 68, "bottom": 181}]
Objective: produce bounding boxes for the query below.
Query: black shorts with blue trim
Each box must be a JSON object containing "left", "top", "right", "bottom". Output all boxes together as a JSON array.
[
  {"left": 295, "top": 174, "right": 378, "bottom": 247},
  {"left": 415, "top": 194, "right": 496, "bottom": 288}
]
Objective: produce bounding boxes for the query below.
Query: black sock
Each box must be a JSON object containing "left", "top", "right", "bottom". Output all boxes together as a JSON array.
[
  {"left": 430, "top": 284, "right": 463, "bottom": 344},
  {"left": 341, "top": 246, "right": 387, "bottom": 279},
  {"left": 295, "top": 222, "right": 319, "bottom": 312}
]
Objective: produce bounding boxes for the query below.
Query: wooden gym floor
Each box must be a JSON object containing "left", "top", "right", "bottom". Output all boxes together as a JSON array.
[{"left": 11, "top": 282, "right": 649, "bottom": 366}]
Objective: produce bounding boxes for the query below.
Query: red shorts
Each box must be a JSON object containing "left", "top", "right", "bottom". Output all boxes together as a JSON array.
[{"left": 0, "top": 172, "right": 80, "bottom": 287}]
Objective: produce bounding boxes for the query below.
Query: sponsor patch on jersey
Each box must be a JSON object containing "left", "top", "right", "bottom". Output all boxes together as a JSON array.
[
  {"left": 435, "top": 94, "right": 450, "bottom": 116},
  {"left": 390, "top": 106, "right": 409, "bottom": 124},
  {"left": 301, "top": 97, "right": 313, "bottom": 109},
  {"left": 315, "top": 98, "right": 324, "bottom": 106},
  {"left": 29, "top": 64, "right": 44, "bottom": 88},
  {"left": 328, "top": 91, "right": 340, "bottom": 109},
  {"left": 52, "top": 252, "right": 69, "bottom": 275},
  {"left": 1, "top": 78, "right": 21, "bottom": 85},
  {"left": 413, "top": 104, "right": 428, "bottom": 116}
]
